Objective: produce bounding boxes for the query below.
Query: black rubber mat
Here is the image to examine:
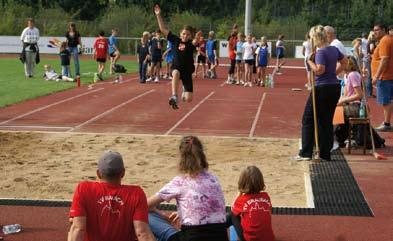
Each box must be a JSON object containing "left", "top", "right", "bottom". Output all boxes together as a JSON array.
[{"left": 0, "top": 150, "right": 373, "bottom": 216}]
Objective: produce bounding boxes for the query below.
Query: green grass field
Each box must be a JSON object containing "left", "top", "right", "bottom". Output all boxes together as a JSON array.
[{"left": 0, "top": 57, "right": 138, "bottom": 108}]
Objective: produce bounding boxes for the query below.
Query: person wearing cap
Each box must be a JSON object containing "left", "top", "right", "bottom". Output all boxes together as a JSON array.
[{"left": 68, "top": 150, "right": 156, "bottom": 241}]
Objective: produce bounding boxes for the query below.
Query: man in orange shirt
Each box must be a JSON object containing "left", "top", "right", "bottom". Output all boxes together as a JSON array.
[{"left": 372, "top": 24, "right": 393, "bottom": 131}]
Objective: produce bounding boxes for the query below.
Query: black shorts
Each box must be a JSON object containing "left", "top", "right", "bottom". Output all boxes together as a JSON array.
[
  {"left": 96, "top": 58, "right": 106, "bottom": 63},
  {"left": 244, "top": 59, "right": 254, "bottom": 65},
  {"left": 152, "top": 55, "right": 162, "bottom": 65},
  {"left": 236, "top": 59, "right": 242, "bottom": 64},
  {"left": 197, "top": 55, "right": 206, "bottom": 64},
  {"left": 109, "top": 52, "right": 116, "bottom": 58},
  {"left": 173, "top": 66, "right": 193, "bottom": 93}
]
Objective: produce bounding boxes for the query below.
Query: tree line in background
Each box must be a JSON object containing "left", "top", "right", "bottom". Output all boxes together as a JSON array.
[{"left": 1, "top": 0, "right": 392, "bottom": 40}]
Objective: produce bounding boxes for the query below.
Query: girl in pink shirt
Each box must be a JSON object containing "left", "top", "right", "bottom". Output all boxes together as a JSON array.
[{"left": 147, "top": 136, "right": 228, "bottom": 241}]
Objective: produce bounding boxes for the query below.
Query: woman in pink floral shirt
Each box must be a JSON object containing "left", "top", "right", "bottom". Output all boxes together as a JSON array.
[{"left": 147, "top": 136, "right": 228, "bottom": 241}]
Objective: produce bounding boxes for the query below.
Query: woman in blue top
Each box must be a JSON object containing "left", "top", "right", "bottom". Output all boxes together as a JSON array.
[{"left": 297, "top": 25, "right": 347, "bottom": 161}]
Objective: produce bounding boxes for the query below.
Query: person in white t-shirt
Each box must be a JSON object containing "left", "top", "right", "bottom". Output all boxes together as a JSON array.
[
  {"left": 20, "top": 18, "right": 40, "bottom": 78},
  {"left": 242, "top": 34, "right": 257, "bottom": 87},
  {"left": 324, "top": 26, "right": 347, "bottom": 92},
  {"left": 302, "top": 33, "right": 312, "bottom": 90}
]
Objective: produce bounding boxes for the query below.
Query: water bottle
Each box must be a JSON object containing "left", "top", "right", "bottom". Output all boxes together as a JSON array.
[
  {"left": 265, "top": 74, "right": 270, "bottom": 87},
  {"left": 270, "top": 74, "right": 274, "bottom": 88},
  {"left": 359, "top": 100, "right": 366, "bottom": 118},
  {"left": 2, "top": 224, "right": 22, "bottom": 234}
]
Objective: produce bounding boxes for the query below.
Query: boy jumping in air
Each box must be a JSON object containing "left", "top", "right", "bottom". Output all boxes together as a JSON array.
[{"left": 154, "top": 4, "right": 200, "bottom": 110}]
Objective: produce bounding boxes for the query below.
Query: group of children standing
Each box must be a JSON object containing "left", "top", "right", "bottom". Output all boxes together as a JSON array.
[{"left": 229, "top": 33, "right": 270, "bottom": 87}]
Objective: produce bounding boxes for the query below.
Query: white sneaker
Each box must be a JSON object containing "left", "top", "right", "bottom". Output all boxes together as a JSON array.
[
  {"left": 154, "top": 77, "right": 159, "bottom": 83},
  {"left": 331, "top": 140, "right": 340, "bottom": 152},
  {"left": 146, "top": 77, "right": 152, "bottom": 82}
]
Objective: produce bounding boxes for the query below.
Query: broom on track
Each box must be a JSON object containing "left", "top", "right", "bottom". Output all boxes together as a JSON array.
[
  {"left": 310, "top": 37, "right": 320, "bottom": 160},
  {"left": 361, "top": 78, "right": 387, "bottom": 160}
]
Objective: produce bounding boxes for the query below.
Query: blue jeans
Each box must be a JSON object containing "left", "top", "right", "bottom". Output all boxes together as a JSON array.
[
  {"left": 148, "top": 212, "right": 179, "bottom": 241},
  {"left": 62, "top": 65, "right": 70, "bottom": 77},
  {"left": 68, "top": 47, "right": 80, "bottom": 77},
  {"left": 139, "top": 62, "right": 147, "bottom": 82}
]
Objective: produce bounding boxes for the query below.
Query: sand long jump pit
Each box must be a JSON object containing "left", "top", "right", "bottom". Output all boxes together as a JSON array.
[{"left": 0, "top": 131, "right": 312, "bottom": 208}]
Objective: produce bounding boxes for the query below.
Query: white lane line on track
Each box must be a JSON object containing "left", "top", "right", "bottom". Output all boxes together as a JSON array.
[
  {"left": 249, "top": 92, "right": 267, "bottom": 138},
  {"left": 165, "top": 91, "right": 215, "bottom": 135},
  {"left": 68, "top": 89, "right": 156, "bottom": 132},
  {"left": 0, "top": 88, "right": 104, "bottom": 125},
  {"left": 0, "top": 125, "right": 72, "bottom": 129}
]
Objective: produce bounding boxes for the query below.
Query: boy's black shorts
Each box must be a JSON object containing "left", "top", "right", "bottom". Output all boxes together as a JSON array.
[
  {"left": 96, "top": 58, "right": 106, "bottom": 63},
  {"left": 172, "top": 66, "right": 194, "bottom": 93}
]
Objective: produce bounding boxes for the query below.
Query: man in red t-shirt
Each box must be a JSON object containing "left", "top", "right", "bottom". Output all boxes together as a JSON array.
[
  {"left": 68, "top": 150, "right": 156, "bottom": 241},
  {"left": 227, "top": 24, "right": 238, "bottom": 84},
  {"left": 93, "top": 31, "right": 109, "bottom": 81}
]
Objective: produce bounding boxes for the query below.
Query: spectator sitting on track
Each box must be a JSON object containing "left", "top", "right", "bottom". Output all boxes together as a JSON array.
[
  {"left": 43, "top": 64, "right": 74, "bottom": 82},
  {"left": 335, "top": 56, "right": 364, "bottom": 146},
  {"left": 147, "top": 136, "right": 228, "bottom": 241},
  {"left": 68, "top": 150, "right": 156, "bottom": 241},
  {"left": 228, "top": 166, "right": 275, "bottom": 241}
]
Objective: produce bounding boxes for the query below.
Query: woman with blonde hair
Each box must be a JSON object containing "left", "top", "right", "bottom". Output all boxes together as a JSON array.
[{"left": 296, "top": 25, "right": 348, "bottom": 162}]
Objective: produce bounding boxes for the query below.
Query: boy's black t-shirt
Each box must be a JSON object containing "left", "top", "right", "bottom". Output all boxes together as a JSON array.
[
  {"left": 167, "top": 31, "right": 196, "bottom": 71},
  {"left": 60, "top": 49, "right": 71, "bottom": 66},
  {"left": 137, "top": 43, "right": 149, "bottom": 63}
]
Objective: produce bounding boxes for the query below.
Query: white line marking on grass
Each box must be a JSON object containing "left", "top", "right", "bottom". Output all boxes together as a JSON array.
[
  {"left": 304, "top": 172, "right": 315, "bottom": 208},
  {"left": 0, "top": 125, "right": 72, "bottom": 129},
  {"left": 68, "top": 89, "right": 156, "bottom": 132},
  {"left": 249, "top": 93, "right": 267, "bottom": 138},
  {"left": 165, "top": 91, "right": 215, "bottom": 135},
  {"left": 0, "top": 88, "right": 105, "bottom": 125}
]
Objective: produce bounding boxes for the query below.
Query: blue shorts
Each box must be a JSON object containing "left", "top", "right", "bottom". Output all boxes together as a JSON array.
[
  {"left": 377, "top": 80, "right": 393, "bottom": 105},
  {"left": 208, "top": 55, "right": 215, "bottom": 64},
  {"left": 166, "top": 55, "right": 173, "bottom": 63}
]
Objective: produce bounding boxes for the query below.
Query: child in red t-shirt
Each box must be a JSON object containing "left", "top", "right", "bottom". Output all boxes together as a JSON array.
[
  {"left": 93, "top": 31, "right": 109, "bottom": 81},
  {"left": 229, "top": 166, "right": 275, "bottom": 241}
]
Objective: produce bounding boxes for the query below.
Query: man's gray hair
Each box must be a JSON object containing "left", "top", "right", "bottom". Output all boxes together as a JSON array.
[{"left": 324, "top": 25, "right": 336, "bottom": 35}]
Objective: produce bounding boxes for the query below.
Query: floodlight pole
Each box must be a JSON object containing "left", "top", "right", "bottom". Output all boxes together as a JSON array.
[{"left": 245, "top": 0, "right": 252, "bottom": 35}]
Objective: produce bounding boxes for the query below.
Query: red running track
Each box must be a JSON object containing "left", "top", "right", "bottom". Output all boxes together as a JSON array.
[{"left": 1, "top": 62, "right": 393, "bottom": 240}]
